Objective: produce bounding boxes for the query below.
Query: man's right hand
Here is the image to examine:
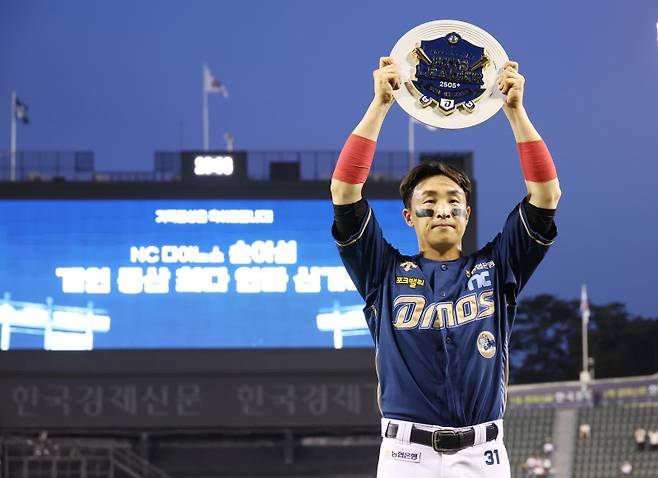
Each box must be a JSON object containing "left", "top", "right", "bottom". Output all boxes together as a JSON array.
[
  {"left": 331, "top": 57, "right": 400, "bottom": 204},
  {"left": 373, "top": 57, "right": 401, "bottom": 107}
]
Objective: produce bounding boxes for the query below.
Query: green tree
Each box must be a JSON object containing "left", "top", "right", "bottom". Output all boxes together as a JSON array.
[
  {"left": 509, "top": 294, "right": 658, "bottom": 384},
  {"left": 509, "top": 294, "right": 581, "bottom": 384},
  {"left": 588, "top": 302, "right": 658, "bottom": 378}
]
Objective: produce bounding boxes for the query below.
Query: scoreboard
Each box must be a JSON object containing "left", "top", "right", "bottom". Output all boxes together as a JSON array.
[{"left": 0, "top": 199, "right": 417, "bottom": 350}]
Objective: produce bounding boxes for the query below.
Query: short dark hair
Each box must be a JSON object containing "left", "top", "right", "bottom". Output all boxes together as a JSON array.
[{"left": 399, "top": 161, "right": 472, "bottom": 209}]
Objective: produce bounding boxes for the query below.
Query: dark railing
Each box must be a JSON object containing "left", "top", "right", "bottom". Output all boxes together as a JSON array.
[
  {"left": 0, "top": 151, "right": 95, "bottom": 182},
  {"left": 245, "top": 150, "right": 414, "bottom": 181},
  {"left": 1, "top": 150, "right": 472, "bottom": 183},
  {"left": 2, "top": 437, "right": 172, "bottom": 478}
]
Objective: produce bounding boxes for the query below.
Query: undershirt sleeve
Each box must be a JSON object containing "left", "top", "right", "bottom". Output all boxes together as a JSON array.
[
  {"left": 332, "top": 198, "right": 368, "bottom": 242},
  {"left": 522, "top": 199, "right": 556, "bottom": 236}
]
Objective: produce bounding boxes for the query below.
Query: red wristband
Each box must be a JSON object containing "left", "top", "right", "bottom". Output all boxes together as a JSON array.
[
  {"left": 517, "top": 140, "right": 557, "bottom": 182},
  {"left": 332, "top": 134, "right": 376, "bottom": 184}
]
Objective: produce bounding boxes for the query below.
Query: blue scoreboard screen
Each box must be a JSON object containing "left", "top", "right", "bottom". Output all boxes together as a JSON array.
[{"left": 0, "top": 199, "right": 416, "bottom": 350}]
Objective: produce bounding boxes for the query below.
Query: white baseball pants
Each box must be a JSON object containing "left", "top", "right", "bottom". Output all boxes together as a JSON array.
[{"left": 377, "top": 418, "right": 511, "bottom": 478}]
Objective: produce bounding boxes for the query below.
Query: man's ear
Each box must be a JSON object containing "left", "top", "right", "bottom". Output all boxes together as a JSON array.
[
  {"left": 466, "top": 206, "right": 471, "bottom": 223},
  {"left": 402, "top": 208, "right": 414, "bottom": 227}
]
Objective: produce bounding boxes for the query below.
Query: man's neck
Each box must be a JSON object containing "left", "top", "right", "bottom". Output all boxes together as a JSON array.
[{"left": 419, "top": 244, "right": 461, "bottom": 262}]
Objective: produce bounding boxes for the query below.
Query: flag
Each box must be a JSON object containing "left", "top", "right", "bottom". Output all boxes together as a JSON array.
[
  {"left": 15, "top": 97, "right": 29, "bottom": 124},
  {"left": 204, "top": 64, "right": 228, "bottom": 98},
  {"left": 580, "top": 284, "right": 590, "bottom": 325}
]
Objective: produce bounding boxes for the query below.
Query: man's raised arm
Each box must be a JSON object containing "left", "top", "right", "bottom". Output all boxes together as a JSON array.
[
  {"left": 498, "top": 61, "right": 562, "bottom": 210},
  {"left": 330, "top": 57, "right": 401, "bottom": 205}
]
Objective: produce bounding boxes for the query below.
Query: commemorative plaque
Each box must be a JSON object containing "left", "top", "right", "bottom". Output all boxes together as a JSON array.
[{"left": 390, "top": 20, "right": 509, "bottom": 129}]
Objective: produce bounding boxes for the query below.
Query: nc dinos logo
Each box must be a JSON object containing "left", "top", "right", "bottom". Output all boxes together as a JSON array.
[
  {"left": 477, "top": 330, "right": 496, "bottom": 358},
  {"left": 408, "top": 32, "right": 490, "bottom": 115}
]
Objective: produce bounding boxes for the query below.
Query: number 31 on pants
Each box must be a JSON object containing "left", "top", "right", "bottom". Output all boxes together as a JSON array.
[{"left": 484, "top": 449, "right": 500, "bottom": 465}]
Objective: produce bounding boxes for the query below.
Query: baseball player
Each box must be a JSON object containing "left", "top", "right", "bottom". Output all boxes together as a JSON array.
[{"left": 330, "top": 57, "right": 560, "bottom": 477}]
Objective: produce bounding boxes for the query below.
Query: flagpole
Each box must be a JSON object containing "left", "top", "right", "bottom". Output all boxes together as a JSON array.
[
  {"left": 203, "top": 64, "right": 209, "bottom": 151},
  {"left": 408, "top": 116, "right": 414, "bottom": 171},
  {"left": 580, "top": 284, "right": 591, "bottom": 401},
  {"left": 10, "top": 91, "right": 16, "bottom": 182},
  {"left": 581, "top": 284, "right": 590, "bottom": 378}
]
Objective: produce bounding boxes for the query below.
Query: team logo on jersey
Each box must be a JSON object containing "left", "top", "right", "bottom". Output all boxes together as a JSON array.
[
  {"left": 400, "top": 261, "right": 418, "bottom": 272},
  {"left": 477, "top": 331, "right": 496, "bottom": 358},
  {"left": 392, "top": 292, "right": 495, "bottom": 331},
  {"left": 396, "top": 276, "right": 425, "bottom": 289},
  {"left": 467, "top": 271, "right": 492, "bottom": 291},
  {"left": 384, "top": 449, "right": 421, "bottom": 463}
]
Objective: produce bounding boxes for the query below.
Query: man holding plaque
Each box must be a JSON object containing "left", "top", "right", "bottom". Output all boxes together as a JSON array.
[{"left": 330, "top": 56, "right": 560, "bottom": 477}]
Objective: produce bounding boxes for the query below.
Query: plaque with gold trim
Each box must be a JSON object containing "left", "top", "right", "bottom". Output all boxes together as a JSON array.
[{"left": 390, "top": 20, "right": 509, "bottom": 129}]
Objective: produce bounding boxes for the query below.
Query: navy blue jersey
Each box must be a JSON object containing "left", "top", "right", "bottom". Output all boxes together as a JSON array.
[{"left": 333, "top": 200, "right": 557, "bottom": 427}]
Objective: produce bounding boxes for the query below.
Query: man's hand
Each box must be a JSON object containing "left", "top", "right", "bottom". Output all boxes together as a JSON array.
[
  {"left": 373, "top": 57, "right": 401, "bottom": 107},
  {"left": 498, "top": 61, "right": 524, "bottom": 113},
  {"left": 497, "top": 61, "right": 561, "bottom": 210},
  {"left": 350, "top": 57, "right": 400, "bottom": 142},
  {"left": 331, "top": 56, "right": 400, "bottom": 205}
]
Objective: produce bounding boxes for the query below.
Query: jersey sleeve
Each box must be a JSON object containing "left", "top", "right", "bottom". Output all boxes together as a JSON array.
[
  {"left": 491, "top": 198, "right": 557, "bottom": 299},
  {"left": 331, "top": 202, "right": 397, "bottom": 306}
]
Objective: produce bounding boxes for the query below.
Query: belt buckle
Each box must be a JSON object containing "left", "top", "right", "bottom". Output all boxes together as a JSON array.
[{"left": 432, "top": 429, "right": 458, "bottom": 453}]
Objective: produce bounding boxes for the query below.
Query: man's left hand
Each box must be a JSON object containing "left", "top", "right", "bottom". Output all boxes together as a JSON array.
[{"left": 498, "top": 61, "right": 524, "bottom": 113}]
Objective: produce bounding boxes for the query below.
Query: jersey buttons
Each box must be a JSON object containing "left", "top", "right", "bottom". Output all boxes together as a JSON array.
[
  {"left": 441, "top": 264, "right": 448, "bottom": 271},
  {"left": 440, "top": 290, "right": 446, "bottom": 297},
  {"left": 446, "top": 336, "right": 454, "bottom": 344}
]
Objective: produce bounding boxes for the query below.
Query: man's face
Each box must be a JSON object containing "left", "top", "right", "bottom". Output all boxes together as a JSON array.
[{"left": 403, "top": 175, "right": 471, "bottom": 252}]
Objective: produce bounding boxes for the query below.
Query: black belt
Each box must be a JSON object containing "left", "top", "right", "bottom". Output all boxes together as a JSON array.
[{"left": 385, "top": 422, "right": 498, "bottom": 453}]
